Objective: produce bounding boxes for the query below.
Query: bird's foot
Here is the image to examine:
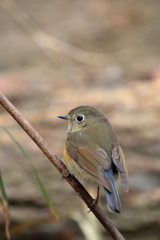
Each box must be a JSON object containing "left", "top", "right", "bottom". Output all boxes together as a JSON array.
[{"left": 87, "top": 186, "right": 100, "bottom": 213}]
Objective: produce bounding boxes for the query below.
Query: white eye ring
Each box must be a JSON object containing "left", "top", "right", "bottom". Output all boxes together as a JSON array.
[{"left": 76, "top": 115, "right": 85, "bottom": 122}]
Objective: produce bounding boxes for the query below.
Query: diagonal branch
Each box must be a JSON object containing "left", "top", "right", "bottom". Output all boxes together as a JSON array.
[{"left": 0, "top": 92, "right": 126, "bottom": 240}]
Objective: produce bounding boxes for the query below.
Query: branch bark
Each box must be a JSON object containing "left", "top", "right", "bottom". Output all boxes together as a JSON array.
[{"left": 0, "top": 92, "right": 126, "bottom": 240}]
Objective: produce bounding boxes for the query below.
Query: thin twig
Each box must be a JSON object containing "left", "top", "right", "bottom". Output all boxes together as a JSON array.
[{"left": 0, "top": 92, "right": 126, "bottom": 240}]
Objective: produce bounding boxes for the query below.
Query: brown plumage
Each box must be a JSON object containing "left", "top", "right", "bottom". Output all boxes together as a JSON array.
[{"left": 58, "top": 106, "right": 129, "bottom": 213}]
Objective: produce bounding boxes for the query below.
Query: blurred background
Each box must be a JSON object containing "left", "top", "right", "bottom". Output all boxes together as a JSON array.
[{"left": 0, "top": 0, "right": 160, "bottom": 239}]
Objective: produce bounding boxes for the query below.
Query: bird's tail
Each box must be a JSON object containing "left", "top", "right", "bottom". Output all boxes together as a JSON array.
[{"left": 103, "top": 168, "right": 121, "bottom": 213}]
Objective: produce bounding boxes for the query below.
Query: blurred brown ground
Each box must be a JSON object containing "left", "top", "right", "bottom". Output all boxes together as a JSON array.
[{"left": 0, "top": 0, "right": 160, "bottom": 240}]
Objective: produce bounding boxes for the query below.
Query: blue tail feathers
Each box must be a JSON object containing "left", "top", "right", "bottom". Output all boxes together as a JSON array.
[{"left": 103, "top": 168, "right": 121, "bottom": 213}]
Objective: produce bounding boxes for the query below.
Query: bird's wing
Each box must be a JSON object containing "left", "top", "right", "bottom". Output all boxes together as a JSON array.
[
  {"left": 112, "top": 146, "right": 129, "bottom": 192},
  {"left": 66, "top": 140, "right": 112, "bottom": 191}
]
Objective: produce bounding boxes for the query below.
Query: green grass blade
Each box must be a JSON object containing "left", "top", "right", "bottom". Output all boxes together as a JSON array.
[
  {"left": 0, "top": 126, "right": 30, "bottom": 160},
  {"left": 0, "top": 170, "right": 9, "bottom": 207},
  {"left": 31, "top": 164, "right": 60, "bottom": 222},
  {"left": 0, "top": 125, "right": 60, "bottom": 222},
  {"left": 0, "top": 171, "right": 10, "bottom": 239}
]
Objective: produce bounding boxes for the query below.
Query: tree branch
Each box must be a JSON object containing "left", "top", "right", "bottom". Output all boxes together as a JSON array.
[{"left": 0, "top": 92, "right": 125, "bottom": 240}]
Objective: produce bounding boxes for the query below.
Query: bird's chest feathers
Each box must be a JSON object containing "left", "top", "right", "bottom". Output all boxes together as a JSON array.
[{"left": 63, "top": 141, "right": 96, "bottom": 181}]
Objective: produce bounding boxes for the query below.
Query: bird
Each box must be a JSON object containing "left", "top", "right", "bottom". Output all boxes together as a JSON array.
[{"left": 58, "top": 106, "right": 129, "bottom": 213}]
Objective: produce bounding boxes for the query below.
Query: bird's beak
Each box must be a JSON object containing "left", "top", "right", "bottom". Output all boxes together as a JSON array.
[{"left": 58, "top": 115, "right": 69, "bottom": 120}]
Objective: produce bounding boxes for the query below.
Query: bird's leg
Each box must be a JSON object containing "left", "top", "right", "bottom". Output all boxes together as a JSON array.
[
  {"left": 95, "top": 185, "right": 100, "bottom": 204},
  {"left": 62, "top": 172, "right": 70, "bottom": 180},
  {"left": 88, "top": 185, "right": 100, "bottom": 213}
]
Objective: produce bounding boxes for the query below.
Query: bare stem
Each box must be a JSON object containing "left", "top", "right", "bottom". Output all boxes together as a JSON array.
[{"left": 0, "top": 92, "right": 126, "bottom": 240}]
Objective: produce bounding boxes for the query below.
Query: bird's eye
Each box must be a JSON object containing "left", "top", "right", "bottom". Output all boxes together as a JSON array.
[{"left": 76, "top": 115, "right": 84, "bottom": 122}]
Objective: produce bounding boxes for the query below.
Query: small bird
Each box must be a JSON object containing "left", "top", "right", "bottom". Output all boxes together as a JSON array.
[{"left": 58, "top": 106, "right": 129, "bottom": 213}]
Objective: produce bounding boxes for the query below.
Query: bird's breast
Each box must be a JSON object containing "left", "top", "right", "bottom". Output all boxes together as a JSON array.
[{"left": 63, "top": 142, "right": 96, "bottom": 182}]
